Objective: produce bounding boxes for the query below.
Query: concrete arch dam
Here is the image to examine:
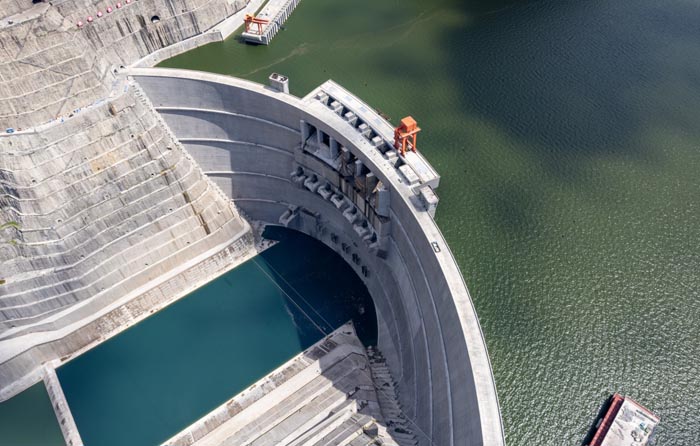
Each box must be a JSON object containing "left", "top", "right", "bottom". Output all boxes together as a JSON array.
[{"left": 130, "top": 68, "right": 504, "bottom": 446}]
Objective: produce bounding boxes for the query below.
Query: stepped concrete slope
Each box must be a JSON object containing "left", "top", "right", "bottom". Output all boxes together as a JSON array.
[
  {"left": 131, "top": 69, "right": 505, "bottom": 446},
  {"left": 164, "top": 322, "right": 410, "bottom": 446},
  {"left": 0, "top": 0, "right": 248, "bottom": 129},
  {"left": 0, "top": 0, "right": 254, "bottom": 402}
]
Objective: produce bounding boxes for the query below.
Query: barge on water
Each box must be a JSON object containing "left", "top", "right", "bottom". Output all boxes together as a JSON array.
[{"left": 587, "top": 394, "right": 660, "bottom": 446}]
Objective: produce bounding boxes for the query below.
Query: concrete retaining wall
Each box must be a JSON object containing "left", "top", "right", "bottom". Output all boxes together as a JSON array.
[
  {"left": 0, "top": 87, "right": 246, "bottom": 330},
  {"left": 131, "top": 69, "right": 505, "bottom": 446},
  {"left": 0, "top": 0, "right": 259, "bottom": 409}
]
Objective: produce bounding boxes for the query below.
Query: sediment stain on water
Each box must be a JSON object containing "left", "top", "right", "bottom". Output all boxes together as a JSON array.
[
  {"left": 163, "top": 0, "right": 700, "bottom": 444},
  {"left": 58, "top": 228, "right": 375, "bottom": 446},
  {"left": 0, "top": 382, "right": 64, "bottom": 446}
]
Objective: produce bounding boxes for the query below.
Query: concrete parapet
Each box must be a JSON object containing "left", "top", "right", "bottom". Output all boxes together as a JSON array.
[
  {"left": 130, "top": 68, "right": 505, "bottom": 446},
  {"left": 42, "top": 365, "right": 84, "bottom": 446}
]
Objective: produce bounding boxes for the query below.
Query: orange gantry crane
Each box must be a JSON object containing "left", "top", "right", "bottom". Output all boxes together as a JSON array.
[
  {"left": 244, "top": 14, "right": 269, "bottom": 34},
  {"left": 393, "top": 116, "right": 421, "bottom": 156}
]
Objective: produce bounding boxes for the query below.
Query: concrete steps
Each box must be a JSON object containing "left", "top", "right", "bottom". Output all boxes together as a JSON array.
[
  {"left": 366, "top": 346, "right": 419, "bottom": 446},
  {"left": 165, "top": 324, "right": 415, "bottom": 446},
  {"left": 245, "top": 386, "right": 352, "bottom": 445},
  {"left": 0, "top": 88, "right": 250, "bottom": 334},
  {"left": 306, "top": 414, "right": 387, "bottom": 446},
  {"left": 288, "top": 400, "right": 363, "bottom": 446},
  {"left": 215, "top": 353, "right": 369, "bottom": 445}
]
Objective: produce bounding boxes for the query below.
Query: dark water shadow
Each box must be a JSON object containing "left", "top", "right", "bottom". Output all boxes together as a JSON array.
[
  {"left": 455, "top": 0, "right": 525, "bottom": 14},
  {"left": 258, "top": 226, "right": 378, "bottom": 348},
  {"left": 441, "top": 0, "right": 700, "bottom": 163},
  {"left": 426, "top": 2, "right": 700, "bottom": 444},
  {"left": 424, "top": 0, "right": 700, "bottom": 329},
  {"left": 580, "top": 394, "right": 613, "bottom": 445}
]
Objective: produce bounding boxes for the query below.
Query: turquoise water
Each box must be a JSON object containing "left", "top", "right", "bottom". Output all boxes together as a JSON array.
[
  {"left": 58, "top": 228, "right": 375, "bottom": 446},
  {"left": 0, "top": 382, "right": 64, "bottom": 446},
  {"left": 162, "top": 0, "right": 700, "bottom": 444}
]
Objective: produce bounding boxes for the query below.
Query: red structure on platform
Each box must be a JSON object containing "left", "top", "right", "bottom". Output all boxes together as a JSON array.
[
  {"left": 394, "top": 116, "right": 421, "bottom": 156},
  {"left": 244, "top": 14, "right": 269, "bottom": 35},
  {"left": 587, "top": 393, "right": 659, "bottom": 446},
  {"left": 589, "top": 394, "right": 624, "bottom": 446}
]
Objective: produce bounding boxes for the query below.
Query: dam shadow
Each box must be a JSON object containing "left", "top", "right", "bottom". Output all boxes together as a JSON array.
[{"left": 257, "top": 225, "right": 378, "bottom": 348}]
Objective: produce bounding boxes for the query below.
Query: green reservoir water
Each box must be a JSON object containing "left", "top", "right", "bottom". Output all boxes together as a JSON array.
[
  {"left": 162, "top": 0, "right": 700, "bottom": 444},
  {"left": 58, "top": 228, "right": 375, "bottom": 446},
  {"left": 0, "top": 382, "right": 64, "bottom": 446}
]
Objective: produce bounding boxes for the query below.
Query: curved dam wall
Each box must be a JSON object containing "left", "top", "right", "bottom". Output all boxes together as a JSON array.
[{"left": 131, "top": 68, "right": 504, "bottom": 446}]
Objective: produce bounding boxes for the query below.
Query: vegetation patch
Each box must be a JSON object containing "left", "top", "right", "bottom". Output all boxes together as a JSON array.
[{"left": 0, "top": 221, "right": 20, "bottom": 230}]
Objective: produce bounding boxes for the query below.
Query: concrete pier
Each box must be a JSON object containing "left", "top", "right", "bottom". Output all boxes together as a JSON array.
[
  {"left": 43, "top": 365, "right": 83, "bottom": 446},
  {"left": 241, "top": 0, "right": 301, "bottom": 44}
]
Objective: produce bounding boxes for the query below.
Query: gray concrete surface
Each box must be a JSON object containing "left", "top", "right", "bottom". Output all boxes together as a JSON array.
[
  {"left": 130, "top": 68, "right": 505, "bottom": 446},
  {"left": 132, "top": 0, "right": 265, "bottom": 68},
  {"left": 163, "top": 322, "right": 407, "bottom": 446},
  {"left": 0, "top": 0, "right": 247, "bottom": 129},
  {"left": 0, "top": 228, "right": 256, "bottom": 402}
]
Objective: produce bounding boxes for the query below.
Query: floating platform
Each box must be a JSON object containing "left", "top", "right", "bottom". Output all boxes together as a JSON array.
[
  {"left": 587, "top": 394, "right": 660, "bottom": 446},
  {"left": 241, "top": 0, "right": 301, "bottom": 45}
]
